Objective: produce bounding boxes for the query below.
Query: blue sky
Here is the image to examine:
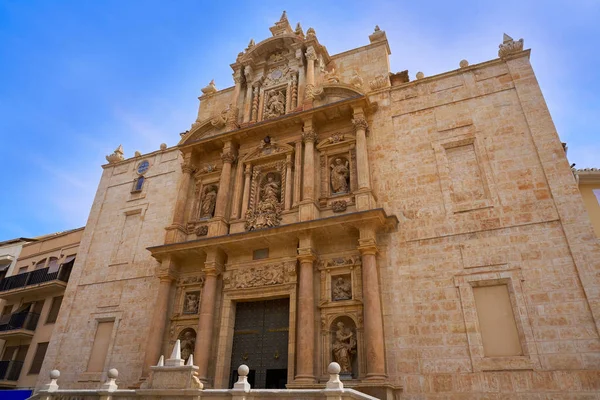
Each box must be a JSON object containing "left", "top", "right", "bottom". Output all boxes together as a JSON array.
[{"left": 0, "top": 0, "right": 598, "bottom": 239}]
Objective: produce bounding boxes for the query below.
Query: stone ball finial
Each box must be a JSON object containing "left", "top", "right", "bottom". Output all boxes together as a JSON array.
[
  {"left": 416, "top": 71, "right": 425, "bottom": 80},
  {"left": 238, "top": 364, "right": 249, "bottom": 376},
  {"left": 327, "top": 362, "right": 341, "bottom": 374},
  {"left": 459, "top": 59, "right": 469, "bottom": 68},
  {"left": 50, "top": 370, "right": 60, "bottom": 380},
  {"left": 108, "top": 368, "right": 119, "bottom": 379},
  {"left": 134, "top": 151, "right": 142, "bottom": 157},
  {"left": 160, "top": 143, "right": 167, "bottom": 151}
]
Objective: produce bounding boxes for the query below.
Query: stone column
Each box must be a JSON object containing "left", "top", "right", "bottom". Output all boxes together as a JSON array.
[
  {"left": 285, "top": 154, "right": 293, "bottom": 210},
  {"left": 299, "top": 122, "right": 319, "bottom": 221},
  {"left": 292, "top": 140, "right": 302, "bottom": 207},
  {"left": 243, "top": 66, "right": 253, "bottom": 122},
  {"left": 352, "top": 108, "right": 375, "bottom": 210},
  {"left": 240, "top": 164, "right": 252, "bottom": 218},
  {"left": 195, "top": 250, "right": 225, "bottom": 384},
  {"left": 295, "top": 239, "right": 316, "bottom": 383},
  {"left": 304, "top": 46, "right": 317, "bottom": 105},
  {"left": 166, "top": 153, "right": 195, "bottom": 243},
  {"left": 230, "top": 159, "right": 245, "bottom": 220},
  {"left": 358, "top": 227, "right": 386, "bottom": 380},
  {"left": 251, "top": 85, "right": 260, "bottom": 122},
  {"left": 296, "top": 48, "right": 306, "bottom": 108},
  {"left": 211, "top": 143, "right": 237, "bottom": 236},
  {"left": 143, "top": 259, "right": 177, "bottom": 376}
]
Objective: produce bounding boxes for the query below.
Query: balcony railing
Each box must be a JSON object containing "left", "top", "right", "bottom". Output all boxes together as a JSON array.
[
  {"left": 0, "top": 311, "right": 40, "bottom": 332},
  {"left": 0, "top": 263, "right": 72, "bottom": 293},
  {"left": 0, "top": 360, "right": 24, "bottom": 381}
]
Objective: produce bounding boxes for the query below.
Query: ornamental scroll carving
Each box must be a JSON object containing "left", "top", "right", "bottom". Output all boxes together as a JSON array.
[
  {"left": 223, "top": 261, "right": 296, "bottom": 289},
  {"left": 319, "top": 255, "right": 362, "bottom": 269}
]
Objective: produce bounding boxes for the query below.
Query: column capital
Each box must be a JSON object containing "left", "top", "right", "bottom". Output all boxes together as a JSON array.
[
  {"left": 302, "top": 128, "right": 318, "bottom": 143},
  {"left": 244, "top": 163, "right": 252, "bottom": 175},
  {"left": 203, "top": 262, "right": 223, "bottom": 277},
  {"left": 358, "top": 238, "right": 378, "bottom": 255},
  {"left": 305, "top": 46, "right": 317, "bottom": 61},
  {"left": 221, "top": 151, "right": 237, "bottom": 164},
  {"left": 181, "top": 161, "right": 196, "bottom": 175},
  {"left": 297, "top": 247, "right": 317, "bottom": 263},
  {"left": 232, "top": 68, "right": 243, "bottom": 84},
  {"left": 351, "top": 116, "right": 369, "bottom": 132}
]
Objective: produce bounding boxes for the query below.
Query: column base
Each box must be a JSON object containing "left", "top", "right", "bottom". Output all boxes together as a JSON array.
[
  {"left": 290, "top": 375, "right": 316, "bottom": 385},
  {"left": 354, "top": 189, "right": 376, "bottom": 211},
  {"left": 298, "top": 200, "right": 320, "bottom": 221},
  {"left": 208, "top": 218, "right": 229, "bottom": 236},
  {"left": 164, "top": 224, "right": 187, "bottom": 244}
]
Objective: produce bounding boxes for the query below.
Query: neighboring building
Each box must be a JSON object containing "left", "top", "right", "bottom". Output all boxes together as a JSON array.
[
  {"left": 0, "top": 228, "right": 82, "bottom": 389},
  {"left": 36, "top": 13, "right": 600, "bottom": 399},
  {"left": 575, "top": 168, "right": 600, "bottom": 238}
]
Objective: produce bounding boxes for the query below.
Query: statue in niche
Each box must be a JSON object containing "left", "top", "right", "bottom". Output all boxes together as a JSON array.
[
  {"left": 200, "top": 185, "right": 217, "bottom": 218},
  {"left": 264, "top": 90, "right": 285, "bottom": 119},
  {"left": 332, "top": 276, "right": 352, "bottom": 301},
  {"left": 245, "top": 172, "right": 283, "bottom": 230},
  {"left": 330, "top": 158, "right": 350, "bottom": 194},
  {"left": 183, "top": 291, "right": 200, "bottom": 314},
  {"left": 178, "top": 329, "right": 196, "bottom": 362},
  {"left": 332, "top": 322, "right": 357, "bottom": 375}
]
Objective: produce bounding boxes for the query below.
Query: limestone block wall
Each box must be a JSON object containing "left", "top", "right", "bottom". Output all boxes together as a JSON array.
[
  {"left": 36, "top": 148, "right": 182, "bottom": 389},
  {"left": 368, "top": 53, "right": 600, "bottom": 396}
]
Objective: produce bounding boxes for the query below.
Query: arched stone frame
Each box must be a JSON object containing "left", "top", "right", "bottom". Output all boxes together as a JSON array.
[
  {"left": 316, "top": 131, "right": 358, "bottom": 209},
  {"left": 177, "top": 327, "right": 197, "bottom": 363},
  {"left": 213, "top": 258, "right": 298, "bottom": 389},
  {"left": 187, "top": 168, "right": 220, "bottom": 234},
  {"left": 330, "top": 315, "right": 359, "bottom": 377},
  {"left": 319, "top": 311, "right": 364, "bottom": 381}
]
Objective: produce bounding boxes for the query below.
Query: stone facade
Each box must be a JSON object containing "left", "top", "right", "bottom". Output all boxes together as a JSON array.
[
  {"left": 37, "top": 14, "right": 600, "bottom": 399},
  {"left": 575, "top": 168, "right": 600, "bottom": 238}
]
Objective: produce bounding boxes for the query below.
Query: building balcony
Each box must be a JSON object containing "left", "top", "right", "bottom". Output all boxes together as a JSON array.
[
  {"left": 0, "top": 311, "right": 40, "bottom": 339},
  {"left": 0, "top": 263, "right": 72, "bottom": 302},
  {"left": 0, "top": 360, "right": 24, "bottom": 386}
]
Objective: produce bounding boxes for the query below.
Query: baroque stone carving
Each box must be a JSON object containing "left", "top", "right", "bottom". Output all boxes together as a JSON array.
[
  {"left": 306, "top": 27, "right": 317, "bottom": 40},
  {"left": 223, "top": 262, "right": 296, "bottom": 289},
  {"left": 245, "top": 172, "right": 282, "bottom": 230},
  {"left": 305, "top": 46, "right": 317, "bottom": 61},
  {"left": 324, "top": 68, "right": 340, "bottom": 84},
  {"left": 211, "top": 107, "right": 229, "bottom": 128},
  {"left": 264, "top": 89, "right": 286, "bottom": 119},
  {"left": 329, "top": 133, "right": 345, "bottom": 143},
  {"left": 369, "top": 74, "right": 389, "bottom": 90},
  {"left": 498, "top": 33, "right": 524, "bottom": 58},
  {"left": 195, "top": 225, "right": 208, "bottom": 236},
  {"left": 330, "top": 158, "right": 350, "bottom": 194},
  {"left": 351, "top": 117, "right": 368, "bottom": 132},
  {"left": 332, "top": 321, "right": 357, "bottom": 374},
  {"left": 106, "top": 145, "right": 124, "bottom": 164},
  {"left": 350, "top": 71, "right": 363, "bottom": 89},
  {"left": 320, "top": 255, "right": 361, "bottom": 269},
  {"left": 198, "top": 164, "right": 216, "bottom": 174},
  {"left": 183, "top": 291, "right": 200, "bottom": 314},
  {"left": 201, "top": 79, "right": 217, "bottom": 95},
  {"left": 179, "top": 275, "right": 205, "bottom": 285},
  {"left": 199, "top": 185, "right": 218, "bottom": 219},
  {"left": 302, "top": 128, "right": 318, "bottom": 143},
  {"left": 305, "top": 84, "right": 323, "bottom": 100},
  {"left": 331, "top": 200, "right": 347, "bottom": 213},
  {"left": 332, "top": 276, "right": 352, "bottom": 301}
]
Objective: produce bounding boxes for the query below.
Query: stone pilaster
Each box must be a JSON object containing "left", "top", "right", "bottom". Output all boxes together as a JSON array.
[
  {"left": 295, "top": 237, "right": 316, "bottom": 383},
  {"left": 165, "top": 153, "right": 195, "bottom": 243},
  {"left": 293, "top": 140, "right": 303, "bottom": 208},
  {"left": 285, "top": 154, "right": 293, "bottom": 210}
]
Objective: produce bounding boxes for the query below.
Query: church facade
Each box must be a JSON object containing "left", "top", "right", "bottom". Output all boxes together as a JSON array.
[{"left": 37, "top": 13, "right": 600, "bottom": 398}]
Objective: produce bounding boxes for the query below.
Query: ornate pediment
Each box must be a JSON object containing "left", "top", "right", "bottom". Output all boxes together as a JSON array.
[{"left": 242, "top": 136, "right": 294, "bottom": 164}]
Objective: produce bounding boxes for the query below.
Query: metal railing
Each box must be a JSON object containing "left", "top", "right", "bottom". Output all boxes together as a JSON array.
[
  {"left": 0, "top": 360, "right": 24, "bottom": 381},
  {"left": 0, "top": 263, "right": 72, "bottom": 292},
  {"left": 0, "top": 311, "right": 40, "bottom": 332}
]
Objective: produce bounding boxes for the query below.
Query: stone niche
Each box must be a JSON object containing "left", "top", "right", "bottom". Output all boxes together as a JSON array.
[
  {"left": 316, "top": 131, "right": 357, "bottom": 211},
  {"left": 169, "top": 274, "right": 204, "bottom": 353},
  {"left": 177, "top": 328, "right": 197, "bottom": 362},
  {"left": 187, "top": 163, "right": 220, "bottom": 235},
  {"left": 318, "top": 254, "right": 364, "bottom": 380}
]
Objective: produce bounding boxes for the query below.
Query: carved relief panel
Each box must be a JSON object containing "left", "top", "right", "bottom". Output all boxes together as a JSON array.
[
  {"left": 223, "top": 260, "right": 296, "bottom": 290},
  {"left": 169, "top": 274, "right": 204, "bottom": 354},
  {"left": 316, "top": 132, "right": 358, "bottom": 211},
  {"left": 187, "top": 164, "right": 220, "bottom": 235},
  {"left": 317, "top": 254, "right": 364, "bottom": 380}
]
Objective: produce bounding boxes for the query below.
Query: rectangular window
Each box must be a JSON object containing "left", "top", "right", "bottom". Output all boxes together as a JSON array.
[
  {"left": 253, "top": 248, "right": 269, "bottom": 260},
  {"left": 87, "top": 321, "right": 114, "bottom": 372},
  {"left": 46, "top": 296, "right": 63, "bottom": 324},
  {"left": 28, "top": 342, "right": 49, "bottom": 375},
  {"left": 18, "top": 266, "right": 28, "bottom": 274},
  {"left": 473, "top": 284, "right": 522, "bottom": 357}
]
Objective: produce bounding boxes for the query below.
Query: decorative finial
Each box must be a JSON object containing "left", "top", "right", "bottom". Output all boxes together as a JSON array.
[
  {"left": 416, "top": 71, "right": 425, "bottom": 80},
  {"left": 233, "top": 364, "right": 251, "bottom": 392},
  {"left": 246, "top": 38, "right": 255, "bottom": 51},
  {"left": 459, "top": 59, "right": 469, "bottom": 68},
  {"left": 42, "top": 369, "right": 60, "bottom": 392},
  {"left": 498, "top": 33, "right": 524, "bottom": 58},
  {"left": 186, "top": 354, "right": 194, "bottom": 366},
  {"left": 101, "top": 368, "right": 119, "bottom": 392},
  {"left": 280, "top": 10, "right": 287, "bottom": 21},
  {"left": 326, "top": 362, "right": 343, "bottom": 390},
  {"left": 166, "top": 339, "right": 184, "bottom": 367},
  {"left": 374, "top": 25, "right": 380, "bottom": 31},
  {"left": 156, "top": 355, "right": 164, "bottom": 366},
  {"left": 134, "top": 150, "right": 141, "bottom": 157},
  {"left": 369, "top": 25, "right": 386, "bottom": 43},
  {"left": 106, "top": 145, "right": 124, "bottom": 164},
  {"left": 201, "top": 79, "right": 217, "bottom": 95},
  {"left": 306, "top": 27, "right": 316, "bottom": 39},
  {"left": 295, "top": 22, "right": 304, "bottom": 38},
  {"left": 179, "top": 130, "right": 189, "bottom": 138},
  {"left": 270, "top": 10, "right": 293, "bottom": 36},
  {"left": 160, "top": 143, "right": 167, "bottom": 151}
]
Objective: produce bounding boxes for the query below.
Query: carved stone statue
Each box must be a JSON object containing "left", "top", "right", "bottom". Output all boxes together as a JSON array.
[
  {"left": 332, "top": 276, "right": 352, "bottom": 301},
  {"left": 261, "top": 173, "right": 281, "bottom": 203},
  {"left": 330, "top": 158, "right": 350, "bottom": 193},
  {"left": 178, "top": 329, "right": 196, "bottom": 362},
  {"left": 332, "top": 322, "right": 357, "bottom": 374},
  {"left": 264, "top": 90, "right": 285, "bottom": 119},
  {"left": 200, "top": 185, "right": 217, "bottom": 218},
  {"left": 183, "top": 292, "right": 200, "bottom": 314}
]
